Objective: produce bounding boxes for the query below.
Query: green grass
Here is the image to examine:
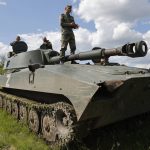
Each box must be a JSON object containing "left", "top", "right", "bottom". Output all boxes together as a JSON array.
[
  {"left": 0, "top": 109, "right": 50, "bottom": 150},
  {"left": 0, "top": 65, "right": 5, "bottom": 75}
]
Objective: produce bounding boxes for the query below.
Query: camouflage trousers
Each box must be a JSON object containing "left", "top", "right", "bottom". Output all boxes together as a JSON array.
[{"left": 60, "top": 33, "right": 76, "bottom": 57}]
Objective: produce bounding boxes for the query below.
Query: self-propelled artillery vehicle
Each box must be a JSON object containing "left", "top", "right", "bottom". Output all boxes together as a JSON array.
[{"left": 0, "top": 40, "right": 150, "bottom": 144}]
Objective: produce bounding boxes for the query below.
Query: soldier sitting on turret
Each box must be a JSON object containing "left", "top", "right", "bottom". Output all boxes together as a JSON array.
[
  {"left": 40, "top": 37, "right": 53, "bottom": 50},
  {"left": 10, "top": 36, "right": 28, "bottom": 54},
  {"left": 10, "top": 35, "right": 21, "bottom": 47}
]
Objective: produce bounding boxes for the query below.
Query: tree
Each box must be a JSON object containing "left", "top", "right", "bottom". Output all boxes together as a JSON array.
[
  {"left": 0, "top": 54, "right": 6, "bottom": 66},
  {"left": 0, "top": 54, "right": 6, "bottom": 75}
]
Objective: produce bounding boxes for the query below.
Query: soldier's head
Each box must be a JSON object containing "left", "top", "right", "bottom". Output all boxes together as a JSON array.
[
  {"left": 65, "top": 5, "right": 72, "bottom": 14},
  {"left": 43, "top": 37, "right": 48, "bottom": 42},
  {"left": 16, "top": 36, "right": 21, "bottom": 42}
]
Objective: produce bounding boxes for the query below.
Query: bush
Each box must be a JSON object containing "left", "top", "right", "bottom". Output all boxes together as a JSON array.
[{"left": 0, "top": 65, "right": 5, "bottom": 75}]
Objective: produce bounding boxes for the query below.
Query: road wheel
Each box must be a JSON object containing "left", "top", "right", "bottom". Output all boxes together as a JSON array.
[
  {"left": 28, "top": 109, "right": 40, "bottom": 133},
  {"left": 41, "top": 102, "right": 77, "bottom": 144},
  {"left": 12, "top": 102, "right": 19, "bottom": 119},
  {"left": 19, "top": 104, "right": 28, "bottom": 123},
  {"left": 0, "top": 95, "right": 3, "bottom": 108},
  {"left": 2, "top": 98, "right": 7, "bottom": 110},
  {"left": 6, "top": 99, "right": 12, "bottom": 114},
  {"left": 41, "top": 112, "right": 57, "bottom": 142}
]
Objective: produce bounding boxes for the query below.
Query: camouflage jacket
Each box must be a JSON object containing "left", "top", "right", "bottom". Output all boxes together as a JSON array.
[
  {"left": 60, "top": 13, "right": 75, "bottom": 35},
  {"left": 10, "top": 41, "right": 18, "bottom": 46},
  {"left": 40, "top": 41, "right": 53, "bottom": 50}
]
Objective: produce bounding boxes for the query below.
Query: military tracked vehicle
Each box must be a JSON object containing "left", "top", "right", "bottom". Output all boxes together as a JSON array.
[{"left": 0, "top": 40, "right": 150, "bottom": 144}]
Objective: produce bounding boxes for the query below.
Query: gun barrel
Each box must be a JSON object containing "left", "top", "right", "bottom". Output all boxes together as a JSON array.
[
  {"left": 48, "top": 41, "right": 148, "bottom": 64},
  {"left": 65, "top": 48, "right": 123, "bottom": 61}
]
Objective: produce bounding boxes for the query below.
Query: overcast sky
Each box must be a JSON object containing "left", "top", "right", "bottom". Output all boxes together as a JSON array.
[{"left": 0, "top": 0, "right": 150, "bottom": 68}]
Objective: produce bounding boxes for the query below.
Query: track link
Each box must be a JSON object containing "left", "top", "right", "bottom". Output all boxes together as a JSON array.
[{"left": 0, "top": 91, "right": 77, "bottom": 145}]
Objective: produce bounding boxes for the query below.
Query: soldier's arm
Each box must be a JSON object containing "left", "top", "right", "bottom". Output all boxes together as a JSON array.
[
  {"left": 10, "top": 41, "right": 15, "bottom": 46},
  {"left": 72, "top": 17, "right": 75, "bottom": 24},
  {"left": 70, "top": 17, "right": 79, "bottom": 29},
  {"left": 60, "top": 14, "right": 72, "bottom": 27},
  {"left": 48, "top": 41, "right": 53, "bottom": 49}
]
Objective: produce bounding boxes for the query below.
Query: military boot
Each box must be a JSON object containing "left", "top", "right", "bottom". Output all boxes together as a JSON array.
[
  {"left": 71, "top": 60, "right": 79, "bottom": 64},
  {"left": 60, "top": 50, "right": 65, "bottom": 64},
  {"left": 70, "top": 51, "right": 79, "bottom": 64}
]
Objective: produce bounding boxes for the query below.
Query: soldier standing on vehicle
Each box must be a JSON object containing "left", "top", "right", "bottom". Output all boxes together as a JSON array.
[{"left": 60, "top": 5, "right": 79, "bottom": 64}]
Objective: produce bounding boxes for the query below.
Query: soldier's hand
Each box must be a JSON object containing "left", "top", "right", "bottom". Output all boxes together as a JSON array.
[
  {"left": 74, "top": 24, "right": 79, "bottom": 29},
  {"left": 70, "top": 22, "right": 75, "bottom": 28},
  {"left": 70, "top": 22, "right": 79, "bottom": 29}
]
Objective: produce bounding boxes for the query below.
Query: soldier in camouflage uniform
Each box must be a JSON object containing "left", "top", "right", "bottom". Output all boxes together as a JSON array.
[
  {"left": 60, "top": 5, "right": 79, "bottom": 64},
  {"left": 40, "top": 37, "right": 53, "bottom": 50}
]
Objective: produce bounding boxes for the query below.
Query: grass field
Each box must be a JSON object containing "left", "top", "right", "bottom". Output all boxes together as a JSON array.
[
  {"left": 0, "top": 65, "right": 5, "bottom": 75},
  {"left": 0, "top": 109, "right": 50, "bottom": 150}
]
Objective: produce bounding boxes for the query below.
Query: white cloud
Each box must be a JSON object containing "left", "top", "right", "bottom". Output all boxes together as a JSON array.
[
  {"left": 0, "top": 42, "right": 11, "bottom": 55},
  {"left": 74, "top": 0, "right": 150, "bottom": 47},
  {"left": 72, "top": 0, "right": 78, "bottom": 3},
  {"left": 0, "top": 0, "right": 6, "bottom": 6},
  {"left": 143, "top": 31, "right": 150, "bottom": 46},
  {"left": 76, "top": 0, "right": 150, "bottom": 22},
  {"left": 20, "top": 31, "right": 61, "bottom": 51},
  {"left": 37, "top": 28, "right": 42, "bottom": 32},
  {"left": 113, "top": 23, "right": 142, "bottom": 41},
  {"left": 74, "top": 27, "right": 92, "bottom": 51}
]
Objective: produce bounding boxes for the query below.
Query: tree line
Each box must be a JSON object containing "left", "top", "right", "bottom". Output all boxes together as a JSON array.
[{"left": 0, "top": 54, "right": 6, "bottom": 75}]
